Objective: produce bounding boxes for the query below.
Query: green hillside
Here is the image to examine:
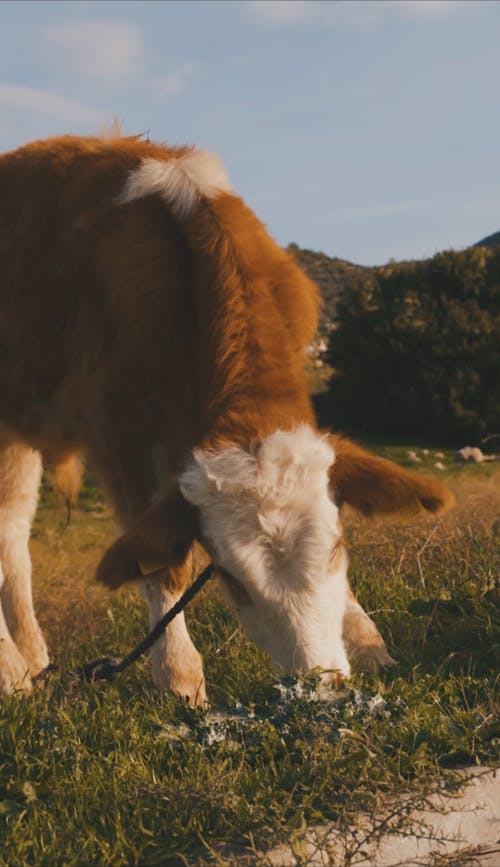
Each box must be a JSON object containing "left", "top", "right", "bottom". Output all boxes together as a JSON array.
[
  {"left": 287, "top": 242, "right": 372, "bottom": 335},
  {"left": 475, "top": 230, "right": 500, "bottom": 249},
  {"left": 289, "top": 230, "right": 500, "bottom": 335},
  {"left": 291, "top": 233, "right": 500, "bottom": 440}
]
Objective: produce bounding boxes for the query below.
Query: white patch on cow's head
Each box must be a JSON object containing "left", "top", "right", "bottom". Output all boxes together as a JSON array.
[{"left": 180, "top": 425, "right": 350, "bottom": 682}]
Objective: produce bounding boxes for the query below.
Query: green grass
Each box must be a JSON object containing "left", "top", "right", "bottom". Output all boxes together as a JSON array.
[{"left": 0, "top": 460, "right": 498, "bottom": 866}]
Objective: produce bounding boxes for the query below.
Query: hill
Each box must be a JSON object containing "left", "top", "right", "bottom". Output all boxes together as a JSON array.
[
  {"left": 287, "top": 243, "right": 372, "bottom": 337},
  {"left": 289, "top": 230, "right": 500, "bottom": 335},
  {"left": 475, "top": 230, "right": 500, "bottom": 249}
]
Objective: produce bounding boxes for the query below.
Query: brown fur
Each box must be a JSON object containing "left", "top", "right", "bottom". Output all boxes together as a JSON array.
[
  {"left": 45, "top": 454, "right": 84, "bottom": 504},
  {"left": 0, "top": 132, "right": 451, "bottom": 606},
  {"left": 0, "top": 133, "right": 324, "bottom": 588},
  {"left": 0, "top": 133, "right": 456, "bottom": 701},
  {"left": 96, "top": 490, "right": 198, "bottom": 591},
  {"left": 329, "top": 436, "right": 454, "bottom": 518}
]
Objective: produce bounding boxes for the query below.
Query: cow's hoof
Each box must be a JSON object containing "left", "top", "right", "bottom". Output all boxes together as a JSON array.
[
  {"left": 14, "top": 631, "right": 49, "bottom": 679},
  {"left": 168, "top": 670, "right": 208, "bottom": 707},
  {"left": 0, "top": 642, "right": 33, "bottom": 695},
  {"left": 343, "top": 605, "right": 395, "bottom": 673},
  {"left": 321, "top": 671, "right": 347, "bottom": 692},
  {"left": 320, "top": 651, "right": 351, "bottom": 694},
  {"left": 151, "top": 643, "right": 208, "bottom": 707},
  {"left": 349, "top": 643, "right": 397, "bottom": 673}
]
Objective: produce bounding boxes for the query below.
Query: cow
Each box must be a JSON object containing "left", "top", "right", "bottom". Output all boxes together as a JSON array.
[{"left": 0, "top": 132, "right": 452, "bottom": 703}]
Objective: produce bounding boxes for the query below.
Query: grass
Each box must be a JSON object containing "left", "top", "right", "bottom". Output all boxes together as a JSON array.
[{"left": 0, "top": 453, "right": 498, "bottom": 866}]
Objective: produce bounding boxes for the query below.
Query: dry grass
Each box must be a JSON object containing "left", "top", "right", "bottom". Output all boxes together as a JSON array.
[
  {"left": 34, "top": 459, "right": 499, "bottom": 647},
  {"left": 0, "top": 459, "right": 497, "bottom": 866}
]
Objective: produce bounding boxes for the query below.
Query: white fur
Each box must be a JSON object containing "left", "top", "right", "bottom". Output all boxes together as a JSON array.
[
  {"left": 98, "top": 118, "right": 123, "bottom": 141},
  {"left": 0, "top": 444, "right": 48, "bottom": 695},
  {"left": 180, "top": 425, "right": 350, "bottom": 681},
  {"left": 140, "top": 578, "right": 207, "bottom": 705},
  {"left": 119, "top": 151, "right": 233, "bottom": 218}
]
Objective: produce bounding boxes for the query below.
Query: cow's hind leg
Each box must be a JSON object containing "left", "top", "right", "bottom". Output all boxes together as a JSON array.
[{"left": 0, "top": 443, "right": 48, "bottom": 694}]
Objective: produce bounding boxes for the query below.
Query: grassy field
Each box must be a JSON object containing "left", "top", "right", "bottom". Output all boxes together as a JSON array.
[{"left": 0, "top": 448, "right": 498, "bottom": 866}]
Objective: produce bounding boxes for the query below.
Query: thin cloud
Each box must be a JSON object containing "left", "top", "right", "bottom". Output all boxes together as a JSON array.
[
  {"left": 247, "top": 0, "right": 470, "bottom": 28},
  {"left": 159, "top": 61, "right": 199, "bottom": 97},
  {"left": 251, "top": 182, "right": 432, "bottom": 222},
  {"left": 248, "top": 0, "right": 308, "bottom": 23},
  {"left": 403, "top": 1, "right": 462, "bottom": 18},
  {"left": 0, "top": 82, "right": 103, "bottom": 124},
  {"left": 328, "top": 198, "right": 433, "bottom": 224},
  {"left": 44, "top": 19, "right": 198, "bottom": 99},
  {"left": 44, "top": 20, "right": 142, "bottom": 84}
]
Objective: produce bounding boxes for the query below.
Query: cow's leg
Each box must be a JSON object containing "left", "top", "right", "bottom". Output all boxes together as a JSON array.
[
  {"left": 342, "top": 588, "right": 395, "bottom": 672},
  {"left": 88, "top": 436, "right": 206, "bottom": 705},
  {"left": 0, "top": 443, "right": 48, "bottom": 694},
  {"left": 0, "top": 577, "right": 34, "bottom": 694},
  {"left": 139, "top": 550, "right": 207, "bottom": 705}
]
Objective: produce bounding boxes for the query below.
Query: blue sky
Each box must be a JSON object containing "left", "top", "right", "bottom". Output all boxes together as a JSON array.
[{"left": 1, "top": 0, "right": 499, "bottom": 265}]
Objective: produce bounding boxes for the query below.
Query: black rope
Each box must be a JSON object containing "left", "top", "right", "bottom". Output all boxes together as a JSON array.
[{"left": 35, "top": 563, "right": 215, "bottom": 685}]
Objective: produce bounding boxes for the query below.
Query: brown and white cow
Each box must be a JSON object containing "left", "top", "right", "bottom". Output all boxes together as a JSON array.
[{"left": 0, "top": 133, "right": 452, "bottom": 703}]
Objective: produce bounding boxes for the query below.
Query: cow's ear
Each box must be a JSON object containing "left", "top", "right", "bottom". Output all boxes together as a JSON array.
[
  {"left": 96, "top": 489, "right": 198, "bottom": 588},
  {"left": 328, "top": 436, "right": 453, "bottom": 518}
]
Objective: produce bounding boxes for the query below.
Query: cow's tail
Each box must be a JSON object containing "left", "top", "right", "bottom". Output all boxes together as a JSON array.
[
  {"left": 46, "top": 453, "right": 84, "bottom": 504},
  {"left": 118, "top": 148, "right": 320, "bottom": 421}
]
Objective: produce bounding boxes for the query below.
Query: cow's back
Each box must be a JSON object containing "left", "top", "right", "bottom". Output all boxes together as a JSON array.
[
  {"left": 0, "top": 134, "right": 320, "bottom": 460},
  {"left": 0, "top": 136, "right": 198, "bottom": 455}
]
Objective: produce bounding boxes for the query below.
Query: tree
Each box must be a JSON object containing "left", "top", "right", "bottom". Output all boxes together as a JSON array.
[{"left": 324, "top": 246, "right": 500, "bottom": 443}]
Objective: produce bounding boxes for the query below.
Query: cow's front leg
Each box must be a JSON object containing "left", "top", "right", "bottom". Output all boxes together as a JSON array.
[
  {"left": 0, "top": 517, "right": 50, "bottom": 680},
  {"left": 343, "top": 589, "right": 395, "bottom": 672},
  {"left": 0, "top": 443, "right": 48, "bottom": 694},
  {"left": 88, "top": 430, "right": 207, "bottom": 705},
  {"left": 0, "top": 589, "right": 33, "bottom": 694},
  {"left": 139, "top": 552, "right": 207, "bottom": 706},
  {"left": 0, "top": 548, "right": 49, "bottom": 682}
]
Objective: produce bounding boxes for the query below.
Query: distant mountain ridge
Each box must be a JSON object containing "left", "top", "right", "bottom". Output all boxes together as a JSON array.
[
  {"left": 288, "top": 230, "right": 500, "bottom": 334},
  {"left": 287, "top": 243, "right": 370, "bottom": 336},
  {"left": 475, "top": 230, "right": 500, "bottom": 249}
]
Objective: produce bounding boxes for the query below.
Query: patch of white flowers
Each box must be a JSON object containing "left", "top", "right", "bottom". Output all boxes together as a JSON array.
[
  {"left": 345, "top": 689, "right": 391, "bottom": 719},
  {"left": 273, "top": 679, "right": 339, "bottom": 705},
  {"left": 156, "top": 678, "right": 398, "bottom": 750}
]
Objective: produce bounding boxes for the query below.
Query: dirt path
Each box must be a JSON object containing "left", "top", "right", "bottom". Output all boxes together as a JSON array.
[{"left": 219, "top": 767, "right": 499, "bottom": 866}]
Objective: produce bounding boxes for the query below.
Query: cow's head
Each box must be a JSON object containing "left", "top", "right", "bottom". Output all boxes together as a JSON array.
[
  {"left": 97, "top": 425, "right": 452, "bottom": 685},
  {"left": 179, "top": 427, "right": 350, "bottom": 683}
]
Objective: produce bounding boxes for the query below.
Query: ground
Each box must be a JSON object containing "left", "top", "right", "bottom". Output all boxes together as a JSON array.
[{"left": 0, "top": 447, "right": 498, "bottom": 866}]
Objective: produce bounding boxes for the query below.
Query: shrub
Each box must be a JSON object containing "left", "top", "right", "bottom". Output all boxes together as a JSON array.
[{"left": 324, "top": 246, "right": 500, "bottom": 443}]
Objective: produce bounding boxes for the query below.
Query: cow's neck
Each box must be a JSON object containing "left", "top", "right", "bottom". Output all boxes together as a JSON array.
[{"left": 199, "top": 392, "right": 317, "bottom": 451}]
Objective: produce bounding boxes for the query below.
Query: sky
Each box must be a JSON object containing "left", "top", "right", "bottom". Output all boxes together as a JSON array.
[{"left": 1, "top": 0, "right": 500, "bottom": 266}]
